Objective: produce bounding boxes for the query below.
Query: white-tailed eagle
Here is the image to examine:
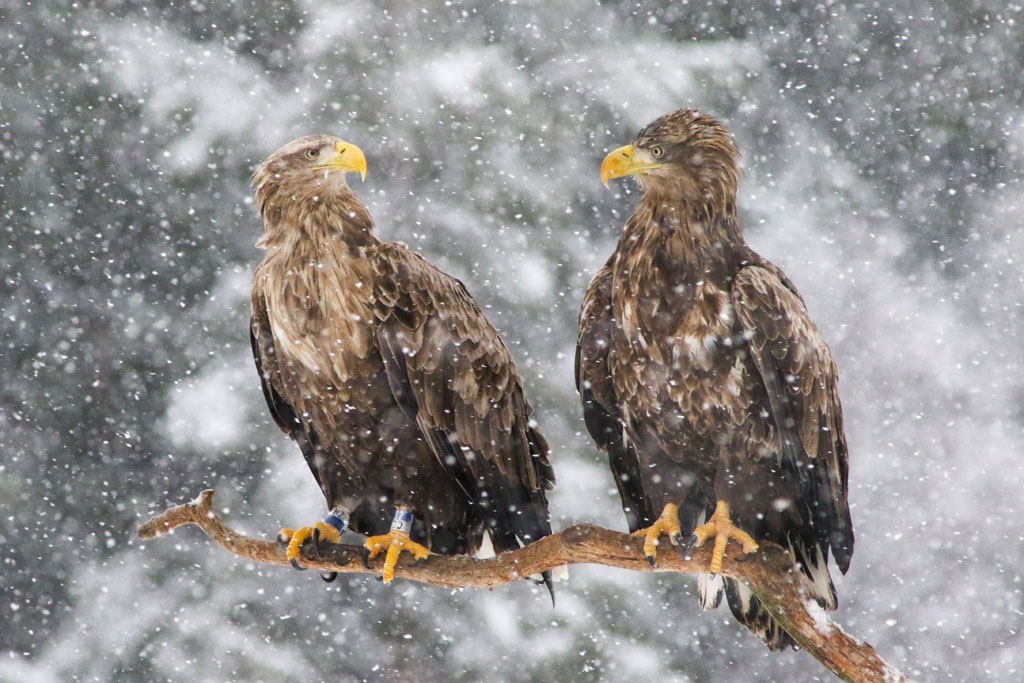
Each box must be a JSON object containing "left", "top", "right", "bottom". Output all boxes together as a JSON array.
[
  {"left": 577, "top": 110, "right": 854, "bottom": 648},
  {"left": 251, "top": 135, "right": 556, "bottom": 591}
]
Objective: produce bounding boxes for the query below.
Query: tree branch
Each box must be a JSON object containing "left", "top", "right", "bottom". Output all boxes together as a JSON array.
[{"left": 138, "top": 490, "right": 913, "bottom": 683}]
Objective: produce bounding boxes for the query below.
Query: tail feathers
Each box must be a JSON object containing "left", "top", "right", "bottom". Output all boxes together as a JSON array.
[
  {"left": 724, "top": 579, "right": 795, "bottom": 651},
  {"left": 474, "top": 530, "right": 496, "bottom": 559},
  {"left": 693, "top": 508, "right": 724, "bottom": 612},
  {"left": 697, "top": 572, "right": 724, "bottom": 610},
  {"left": 792, "top": 540, "right": 838, "bottom": 609},
  {"left": 717, "top": 542, "right": 838, "bottom": 650}
]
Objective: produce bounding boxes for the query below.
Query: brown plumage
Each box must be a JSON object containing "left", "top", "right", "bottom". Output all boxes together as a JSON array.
[
  {"left": 578, "top": 110, "right": 853, "bottom": 649},
  {"left": 250, "top": 135, "right": 555, "bottom": 587}
]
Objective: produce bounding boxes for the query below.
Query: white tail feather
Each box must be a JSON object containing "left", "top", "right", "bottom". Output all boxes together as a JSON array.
[
  {"left": 794, "top": 543, "right": 837, "bottom": 609},
  {"left": 698, "top": 572, "right": 724, "bottom": 610},
  {"left": 728, "top": 578, "right": 754, "bottom": 615},
  {"left": 475, "top": 531, "right": 496, "bottom": 560}
]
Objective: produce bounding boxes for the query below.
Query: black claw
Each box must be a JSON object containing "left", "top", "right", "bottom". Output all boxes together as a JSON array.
[
  {"left": 647, "top": 554, "right": 657, "bottom": 568},
  {"left": 290, "top": 558, "right": 306, "bottom": 571},
  {"left": 543, "top": 571, "right": 556, "bottom": 608},
  {"left": 320, "top": 571, "right": 338, "bottom": 583},
  {"left": 671, "top": 532, "right": 686, "bottom": 557},
  {"left": 312, "top": 527, "right": 327, "bottom": 561},
  {"left": 684, "top": 534, "right": 699, "bottom": 553},
  {"left": 410, "top": 556, "right": 427, "bottom": 568},
  {"left": 360, "top": 547, "right": 373, "bottom": 570},
  {"left": 277, "top": 534, "right": 289, "bottom": 547},
  {"left": 710, "top": 572, "right": 717, "bottom": 580},
  {"left": 735, "top": 550, "right": 757, "bottom": 564}
]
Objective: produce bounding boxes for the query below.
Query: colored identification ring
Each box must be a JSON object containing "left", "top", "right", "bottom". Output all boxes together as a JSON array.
[
  {"left": 324, "top": 507, "right": 350, "bottom": 534},
  {"left": 390, "top": 509, "right": 414, "bottom": 534}
]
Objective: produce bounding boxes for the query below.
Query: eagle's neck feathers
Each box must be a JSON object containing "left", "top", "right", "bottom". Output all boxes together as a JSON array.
[
  {"left": 253, "top": 190, "right": 378, "bottom": 386},
  {"left": 256, "top": 185, "right": 376, "bottom": 251},
  {"left": 612, "top": 189, "right": 743, "bottom": 373},
  {"left": 619, "top": 191, "right": 744, "bottom": 272}
]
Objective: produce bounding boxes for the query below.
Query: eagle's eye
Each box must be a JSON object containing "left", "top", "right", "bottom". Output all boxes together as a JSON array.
[
  {"left": 304, "top": 148, "right": 320, "bottom": 160},
  {"left": 650, "top": 145, "right": 665, "bottom": 159}
]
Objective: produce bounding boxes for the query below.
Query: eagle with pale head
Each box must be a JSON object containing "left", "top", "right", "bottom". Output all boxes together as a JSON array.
[{"left": 250, "top": 135, "right": 557, "bottom": 591}]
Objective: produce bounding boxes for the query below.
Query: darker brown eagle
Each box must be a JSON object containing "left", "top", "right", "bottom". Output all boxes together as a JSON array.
[
  {"left": 250, "top": 135, "right": 556, "bottom": 590},
  {"left": 577, "top": 110, "right": 854, "bottom": 649}
]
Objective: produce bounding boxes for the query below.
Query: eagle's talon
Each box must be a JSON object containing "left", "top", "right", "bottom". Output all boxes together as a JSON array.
[
  {"left": 647, "top": 554, "right": 657, "bottom": 568},
  {"left": 690, "top": 500, "right": 760, "bottom": 575},
  {"left": 632, "top": 503, "right": 682, "bottom": 566},
  {"left": 282, "top": 522, "right": 341, "bottom": 572},
  {"left": 321, "top": 572, "right": 338, "bottom": 583},
  {"left": 362, "top": 529, "right": 430, "bottom": 584}
]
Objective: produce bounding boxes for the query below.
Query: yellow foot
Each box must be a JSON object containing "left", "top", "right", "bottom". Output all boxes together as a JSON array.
[
  {"left": 277, "top": 522, "right": 341, "bottom": 570},
  {"left": 632, "top": 503, "right": 684, "bottom": 567},
  {"left": 688, "top": 500, "right": 759, "bottom": 575},
  {"left": 362, "top": 529, "right": 429, "bottom": 584}
]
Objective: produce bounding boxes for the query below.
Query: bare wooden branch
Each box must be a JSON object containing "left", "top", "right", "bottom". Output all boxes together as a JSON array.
[{"left": 138, "top": 490, "right": 913, "bottom": 683}]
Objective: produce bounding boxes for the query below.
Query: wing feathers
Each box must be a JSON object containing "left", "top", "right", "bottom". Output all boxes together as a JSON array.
[
  {"left": 576, "top": 264, "right": 654, "bottom": 532},
  {"left": 732, "top": 265, "right": 854, "bottom": 573},
  {"left": 371, "top": 242, "right": 553, "bottom": 552}
]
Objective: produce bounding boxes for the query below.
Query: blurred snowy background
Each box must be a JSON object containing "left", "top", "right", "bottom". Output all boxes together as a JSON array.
[{"left": 2, "top": 1, "right": 1023, "bottom": 680}]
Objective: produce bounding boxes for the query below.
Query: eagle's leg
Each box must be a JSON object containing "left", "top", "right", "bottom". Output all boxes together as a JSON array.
[
  {"left": 278, "top": 506, "right": 350, "bottom": 575},
  {"left": 632, "top": 503, "right": 684, "bottom": 567},
  {"left": 361, "top": 508, "right": 429, "bottom": 584},
  {"left": 687, "top": 500, "right": 759, "bottom": 575}
]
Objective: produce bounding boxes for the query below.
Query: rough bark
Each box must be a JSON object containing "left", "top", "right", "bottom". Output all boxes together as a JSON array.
[{"left": 138, "top": 490, "right": 914, "bottom": 683}]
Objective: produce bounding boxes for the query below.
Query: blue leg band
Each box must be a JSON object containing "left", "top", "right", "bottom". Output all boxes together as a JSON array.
[
  {"left": 390, "top": 509, "right": 414, "bottom": 534},
  {"left": 324, "top": 507, "right": 350, "bottom": 534}
]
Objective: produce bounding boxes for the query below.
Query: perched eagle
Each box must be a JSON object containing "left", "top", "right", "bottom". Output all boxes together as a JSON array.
[
  {"left": 577, "top": 110, "right": 854, "bottom": 649},
  {"left": 250, "top": 135, "right": 556, "bottom": 589}
]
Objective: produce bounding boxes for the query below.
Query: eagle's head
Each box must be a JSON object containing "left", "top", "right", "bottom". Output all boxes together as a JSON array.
[
  {"left": 601, "top": 109, "right": 739, "bottom": 217},
  {"left": 252, "top": 135, "right": 367, "bottom": 224}
]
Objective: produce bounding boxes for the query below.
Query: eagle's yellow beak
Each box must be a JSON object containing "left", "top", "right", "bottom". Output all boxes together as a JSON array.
[
  {"left": 328, "top": 140, "right": 367, "bottom": 181},
  {"left": 600, "top": 144, "right": 661, "bottom": 188}
]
